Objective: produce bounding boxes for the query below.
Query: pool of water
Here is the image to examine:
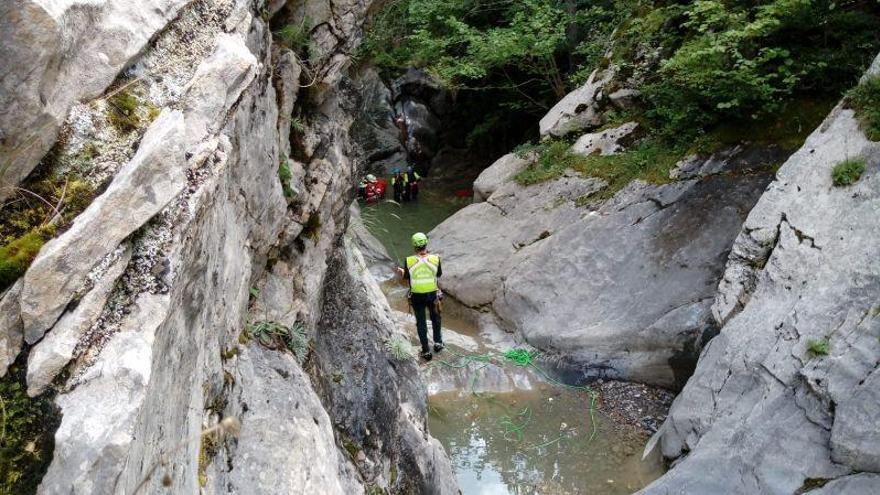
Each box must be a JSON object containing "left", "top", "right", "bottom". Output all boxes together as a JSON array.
[
  {"left": 359, "top": 177, "right": 474, "bottom": 264},
  {"left": 429, "top": 390, "right": 662, "bottom": 495},
  {"left": 363, "top": 177, "right": 665, "bottom": 495}
]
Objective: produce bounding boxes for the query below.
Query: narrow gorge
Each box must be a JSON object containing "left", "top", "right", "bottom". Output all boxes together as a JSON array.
[{"left": 1, "top": 1, "right": 879, "bottom": 494}]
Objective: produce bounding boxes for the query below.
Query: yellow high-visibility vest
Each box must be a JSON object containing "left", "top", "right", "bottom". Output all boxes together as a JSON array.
[{"left": 406, "top": 254, "right": 440, "bottom": 294}]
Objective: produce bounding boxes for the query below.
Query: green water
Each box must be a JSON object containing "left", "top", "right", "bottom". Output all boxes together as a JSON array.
[
  {"left": 359, "top": 177, "right": 473, "bottom": 264},
  {"left": 429, "top": 390, "right": 662, "bottom": 495},
  {"left": 365, "top": 178, "right": 665, "bottom": 495}
]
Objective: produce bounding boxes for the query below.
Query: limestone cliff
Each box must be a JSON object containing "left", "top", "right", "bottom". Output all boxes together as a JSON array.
[
  {"left": 639, "top": 54, "right": 880, "bottom": 495},
  {"left": 0, "top": 1, "right": 457, "bottom": 493}
]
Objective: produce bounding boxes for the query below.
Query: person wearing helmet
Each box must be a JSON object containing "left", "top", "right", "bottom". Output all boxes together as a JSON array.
[
  {"left": 397, "top": 232, "right": 443, "bottom": 361},
  {"left": 390, "top": 168, "right": 403, "bottom": 202},
  {"left": 406, "top": 165, "right": 420, "bottom": 201}
]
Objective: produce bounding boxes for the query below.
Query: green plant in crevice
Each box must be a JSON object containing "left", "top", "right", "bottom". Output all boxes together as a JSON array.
[
  {"left": 245, "top": 320, "right": 309, "bottom": 364},
  {"left": 290, "top": 117, "right": 305, "bottom": 134},
  {"left": 302, "top": 213, "right": 322, "bottom": 241},
  {"left": 831, "top": 158, "right": 866, "bottom": 187},
  {"left": 384, "top": 336, "right": 416, "bottom": 361},
  {"left": 0, "top": 363, "right": 61, "bottom": 494},
  {"left": 807, "top": 338, "right": 830, "bottom": 357},
  {"left": 274, "top": 18, "right": 313, "bottom": 55},
  {"left": 0, "top": 228, "right": 53, "bottom": 292},
  {"left": 278, "top": 158, "right": 295, "bottom": 199},
  {"left": 107, "top": 89, "right": 143, "bottom": 134},
  {"left": 847, "top": 75, "right": 880, "bottom": 141}
]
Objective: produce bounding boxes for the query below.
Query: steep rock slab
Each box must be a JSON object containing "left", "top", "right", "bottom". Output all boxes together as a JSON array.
[
  {"left": 494, "top": 152, "right": 777, "bottom": 389},
  {"left": 0, "top": 0, "right": 188, "bottom": 201},
  {"left": 216, "top": 344, "right": 362, "bottom": 494},
  {"left": 313, "top": 240, "right": 459, "bottom": 495},
  {"left": 0, "top": 281, "right": 24, "bottom": 377},
  {"left": 643, "top": 64, "right": 880, "bottom": 494},
  {"left": 26, "top": 247, "right": 131, "bottom": 396},
  {"left": 20, "top": 110, "right": 187, "bottom": 343},
  {"left": 432, "top": 171, "right": 604, "bottom": 308}
]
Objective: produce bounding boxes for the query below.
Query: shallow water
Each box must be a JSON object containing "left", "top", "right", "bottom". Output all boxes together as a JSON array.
[
  {"left": 359, "top": 177, "right": 473, "bottom": 264},
  {"left": 364, "top": 180, "right": 665, "bottom": 495}
]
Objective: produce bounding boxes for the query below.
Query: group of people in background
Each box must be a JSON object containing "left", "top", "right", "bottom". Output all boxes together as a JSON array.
[
  {"left": 391, "top": 166, "right": 420, "bottom": 202},
  {"left": 358, "top": 165, "right": 421, "bottom": 204}
]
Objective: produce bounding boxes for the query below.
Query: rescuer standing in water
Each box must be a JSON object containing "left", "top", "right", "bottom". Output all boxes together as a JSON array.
[{"left": 397, "top": 232, "right": 443, "bottom": 361}]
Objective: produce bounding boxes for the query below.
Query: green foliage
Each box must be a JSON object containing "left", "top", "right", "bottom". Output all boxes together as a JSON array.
[
  {"left": 637, "top": 0, "right": 880, "bottom": 141},
  {"left": 275, "top": 18, "right": 313, "bottom": 55},
  {"left": 0, "top": 171, "right": 96, "bottom": 291},
  {"left": 107, "top": 90, "right": 143, "bottom": 133},
  {"left": 806, "top": 338, "right": 830, "bottom": 357},
  {"left": 246, "top": 321, "right": 309, "bottom": 364},
  {"left": 831, "top": 158, "right": 866, "bottom": 186},
  {"left": 278, "top": 159, "right": 295, "bottom": 199},
  {"left": 515, "top": 138, "right": 682, "bottom": 199},
  {"left": 0, "top": 363, "right": 61, "bottom": 494},
  {"left": 290, "top": 117, "right": 306, "bottom": 134},
  {"left": 384, "top": 336, "right": 416, "bottom": 361},
  {"left": 847, "top": 75, "right": 880, "bottom": 141},
  {"left": 364, "top": 0, "right": 880, "bottom": 148},
  {"left": 0, "top": 229, "right": 51, "bottom": 292}
]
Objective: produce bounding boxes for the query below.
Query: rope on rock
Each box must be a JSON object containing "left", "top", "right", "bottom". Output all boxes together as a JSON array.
[{"left": 431, "top": 346, "right": 599, "bottom": 444}]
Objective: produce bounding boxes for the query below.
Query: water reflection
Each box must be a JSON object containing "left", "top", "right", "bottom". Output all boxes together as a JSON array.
[{"left": 429, "top": 389, "right": 663, "bottom": 495}]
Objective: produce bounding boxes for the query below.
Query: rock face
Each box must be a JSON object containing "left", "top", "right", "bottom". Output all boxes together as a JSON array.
[
  {"left": 0, "top": 0, "right": 189, "bottom": 201},
  {"left": 538, "top": 67, "right": 614, "bottom": 138},
  {"left": 641, "top": 58, "right": 880, "bottom": 494},
  {"left": 432, "top": 143, "right": 782, "bottom": 389},
  {"left": 0, "top": 1, "right": 456, "bottom": 494},
  {"left": 352, "top": 67, "right": 449, "bottom": 174}
]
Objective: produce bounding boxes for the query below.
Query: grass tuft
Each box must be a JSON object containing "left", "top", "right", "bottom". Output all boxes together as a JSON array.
[
  {"left": 275, "top": 19, "right": 313, "bottom": 54},
  {"left": 514, "top": 139, "right": 682, "bottom": 201},
  {"left": 831, "top": 158, "right": 866, "bottom": 186},
  {"left": 107, "top": 90, "right": 142, "bottom": 134},
  {"left": 245, "top": 321, "right": 309, "bottom": 364},
  {"left": 847, "top": 75, "right": 880, "bottom": 141},
  {"left": 278, "top": 159, "right": 295, "bottom": 199},
  {"left": 384, "top": 336, "right": 415, "bottom": 361},
  {"left": 807, "top": 338, "right": 830, "bottom": 357}
]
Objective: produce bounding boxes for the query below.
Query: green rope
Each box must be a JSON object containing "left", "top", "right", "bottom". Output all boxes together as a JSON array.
[
  {"left": 497, "top": 407, "right": 532, "bottom": 442},
  {"left": 430, "top": 346, "right": 600, "bottom": 444}
]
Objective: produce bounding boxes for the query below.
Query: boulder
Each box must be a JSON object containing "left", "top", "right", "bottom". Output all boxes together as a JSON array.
[
  {"left": 570, "top": 122, "right": 639, "bottom": 156},
  {"left": 472, "top": 152, "right": 531, "bottom": 202},
  {"left": 432, "top": 171, "right": 604, "bottom": 308},
  {"left": 0, "top": 0, "right": 189, "bottom": 201},
  {"left": 434, "top": 146, "right": 782, "bottom": 388},
  {"left": 643, "top": 59, "right": 880, "bottom": 493},
  {"left": 38, "top": 293, "right": 168, "bottom": 495},
  {"left": 20, "top": 110, "right": 186, "bottom": 343},
  {"left": 539, "top": 67, "right": 614, "bottom": 138},
  {"left": 806, "top": 474, "right": 880, "bottom": 494}
]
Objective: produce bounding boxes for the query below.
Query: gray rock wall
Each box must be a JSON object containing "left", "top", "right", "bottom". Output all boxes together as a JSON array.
[
  {"left": 432, "top": 140, "right": 782, "bottom": 389},
  {"left": 640, "top": 56, "right": 880, "bottom": 494},
  {"left": 0, "top": 0, "right": 456, "bottom": 493}
]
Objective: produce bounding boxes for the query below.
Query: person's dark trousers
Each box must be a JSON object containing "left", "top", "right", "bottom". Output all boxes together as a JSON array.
[{"left": 411, "top": 292, "right": 441, "bottom": 353}]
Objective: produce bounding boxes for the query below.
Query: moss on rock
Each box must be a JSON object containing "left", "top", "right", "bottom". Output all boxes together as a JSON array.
[{"left": 0, "top": 359, "right": 61, "bottom": 494}]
